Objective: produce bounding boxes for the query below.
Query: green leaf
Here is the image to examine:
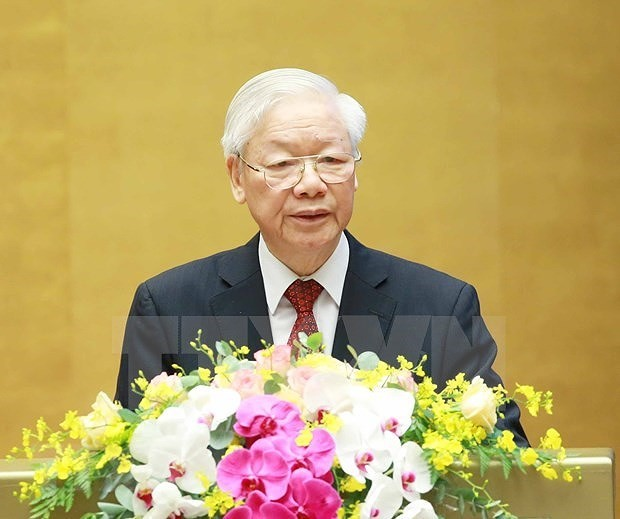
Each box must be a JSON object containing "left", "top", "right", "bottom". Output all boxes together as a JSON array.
[
  {"left": 181, "top": 375, "right": 200, "bottom": 389},
  {"left": 478, "top": 447, "right": 491, "bottom": 476},
  {"left": 215, "top": 340, "right": 233, "bottom": 357},
  {"left": 306, "top": 332, "right": 323, "bottom": 351},
  {"left": 221, "top": 355, "right": 241, "bottom": 372},
  {"left": 100, "top": 473, "right": 126, "bottom": 498},
  {"left": 114, "top": 485, "right": 134, "bottom": 512},
  {"left": 357, "top": 351, "right": 380, "bottom": 370},
  {"left": 346, "top": 345, "right": 358, "bottom": 360},
  {"left": 236, "top": 359, "right": 255, "bottom": 370},
  {"left": 210, "top": 416, "right": 235, "bottom": 450},
  {"left": 501, "top": 454, "right": 513, "bottom": 479},
  {"left": 97, "top": 502, "right": 127, "bottom": 514},
  {"left": 264, "top": 379, "right": 281, "bottom": 394},
  {"left": 270, "top": 373, "right": 287, "bottom": 385},
  {"left": 117, "top": 409, "right": 140, "bottom": 424}
]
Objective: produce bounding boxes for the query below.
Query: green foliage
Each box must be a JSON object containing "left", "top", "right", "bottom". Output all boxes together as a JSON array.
[
  {"left": 117, "top": 409, "right": 140, "bottom": 424},
  {"left": 357, "top": 351, "right": 380, "bottom": 370}
]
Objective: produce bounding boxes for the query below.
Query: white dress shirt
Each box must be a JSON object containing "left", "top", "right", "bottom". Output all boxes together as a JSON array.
[{"left": 258, "top": 233, "right": 349, "bottom": 354}]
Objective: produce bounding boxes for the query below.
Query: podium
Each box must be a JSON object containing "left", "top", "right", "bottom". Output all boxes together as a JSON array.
[{"left": 1, "top": 448, "right": 614, "bottom": 518}]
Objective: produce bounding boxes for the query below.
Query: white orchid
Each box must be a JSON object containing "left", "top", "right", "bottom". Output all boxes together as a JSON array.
[
  {"left": 394, "top": 500, "right": 438, "bottom": 519},
  {"left": 334, "top": 407, "right": 400, "bottom": 483},
  {"left": 360, "top": 472, "right": 403, "bottom": 519},
  {"left": 143, "top": 481, "right": 207, "bottom": 519},
  {"left": 182, "top": 385, "right": 241, "bottom": 430},
  {"left": 129, "top": 407, "right": 216, "bottom": 495},
  {"left": 129, "top": 465, "right": 159, "bottom": 517},
  {"left": 359, "top": 387, "right": 415, "bottom": 437},
  {"left": 392, "top": 442, "right": 433, "bottom": 501},
  {"left": 303, "top": 371, "right": 368, "bottom": 417}
]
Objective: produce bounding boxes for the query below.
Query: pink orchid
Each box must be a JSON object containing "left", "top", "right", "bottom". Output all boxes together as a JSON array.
[
  {"left": 224, "top": 491, "right": 295, "bottom": 519},
  {"left": 276, "top": 468, "right": 341, "bottom": 519},
  {"left": 234, "top": 395, "right": 304, "bottom": 442},
  {"left": 254, "top": 428, "right": 336, "bottom": 478},
  {"left": 216, "top": 442, "right": 290, "bottom": 500}
]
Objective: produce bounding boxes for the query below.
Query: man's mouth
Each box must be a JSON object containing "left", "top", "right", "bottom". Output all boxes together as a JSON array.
[{"left": 290, "top": 210, "right": 329, "bottom": 222}]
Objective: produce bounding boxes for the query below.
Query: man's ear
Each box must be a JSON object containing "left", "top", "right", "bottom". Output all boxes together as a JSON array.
[{"left": 226, "top": 155, "right": 246, "bottom": 204}]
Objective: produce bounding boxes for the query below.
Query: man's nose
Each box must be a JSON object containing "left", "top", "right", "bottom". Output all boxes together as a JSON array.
[{"left": 293, "top": 159, "right": 327, "bottom": 196}]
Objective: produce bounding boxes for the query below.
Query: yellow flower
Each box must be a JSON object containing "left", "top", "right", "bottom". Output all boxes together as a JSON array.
[
  {"left": 133, "top": 374, "right": 150, "bottom": 392},
  {"left": 422, "top": 431, "right": 461, "bottom": 472},
  {"left": 224, "top": 443, "right": 243, "bottom": 456},
  {"left": 340, "top": 476, "right": 366, "bottom": 492},
  {"left": 537, "top": 463, "right": 558, "bottom": 480},
  {"left": 96, "top": 443, "right": 122, "bottom": 470},
  {"left": 295, "top": 428, "right": 313, "bottom": 447},
  {"left": 540, "top": 428, "right": 562, "bottom": 450},
  {"left": 198, "top": 367, "right": 212, "bottom": 382},
  {"left": 562, "top": 470, "right": 574, "bottom": 482},
  {"left": 413, "top": 354, "right": 428, "bottom": 377},
  {"left": 416, "top": 378, "right": 438, "bottom": 409},
  {"left": 33, "top": 468, "right": 47, "bottom": 485},
  {"left": 60, "top": 411, "right": 85, "bottom": 440},
  {"left": 340, "top": 502, "right": 362, "bottom": 519},
  {"left": 396, "top": 355, "right": 413, "bottom": 370},
  {"left": 472, "top": 425, "right": 488, "bottom": 444},
  {"left": 318, "top": 412, "right": 342, "bottom": 433},
  {"left": 520, "top": 448, "right": 538, "bottom": 466},
  {"left": 497, "top": 430, "right": 517, "bottom": 452},
  {"left": 431, "top": 451, "right": 454, "bottom": 472},
  {"left": 204, "top": 488, "right": 236, "bottom": 518},
  {"left": 515, "top": 384, "right": 543, "bottom": 416},
  {"left": 445, "top": 373, "right": 467, "bottom": 393},
  {"left": 214, "top": 364, "right": 230, "bottom": 376},
  {"left": 542, "top": 391, "right": 554, "bottom": 414},
  {"left": 117, "top": 455, "right": 132, "bottom": 474},
  {"left": 50, "top": 458, "right": 72, "bottom": 480}
]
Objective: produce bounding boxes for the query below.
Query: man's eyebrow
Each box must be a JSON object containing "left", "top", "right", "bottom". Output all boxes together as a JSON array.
[{"left": 265, "top": 135, "right": 346, "bottom": 147}]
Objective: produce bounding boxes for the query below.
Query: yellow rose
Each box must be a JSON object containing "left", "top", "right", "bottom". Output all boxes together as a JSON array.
[
  {"left": 80, "top": 392, "right": 122, "bottom": 450},
  {"left": 460, "top": 376, "right": 498, "bottom": 432}
]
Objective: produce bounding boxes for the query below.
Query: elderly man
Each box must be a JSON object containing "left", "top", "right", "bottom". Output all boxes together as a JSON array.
[{"left": 114, "top": 68, "right": 526, "bottom": 443}]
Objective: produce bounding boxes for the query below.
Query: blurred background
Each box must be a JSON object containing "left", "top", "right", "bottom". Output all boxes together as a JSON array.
[{"left": 1, "top": 1, "right": 618, "bottom": 513}]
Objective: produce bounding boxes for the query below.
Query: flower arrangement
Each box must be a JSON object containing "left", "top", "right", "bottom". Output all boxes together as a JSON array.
[{"left": 9, "top": 332, "right": 576, "bottom": 519}]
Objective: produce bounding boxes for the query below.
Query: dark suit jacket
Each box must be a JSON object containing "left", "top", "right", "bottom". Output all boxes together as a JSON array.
[{"left": 115, "top": 231, "right": 527, "bottom": 444}]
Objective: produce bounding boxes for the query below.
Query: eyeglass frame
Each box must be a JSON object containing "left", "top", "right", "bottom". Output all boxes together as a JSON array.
[{"left": 236, "top": 151, "right": 362, "bottom": 190}]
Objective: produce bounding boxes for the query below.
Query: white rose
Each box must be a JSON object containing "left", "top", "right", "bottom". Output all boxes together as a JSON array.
[
  {"left": 80, "top": 391, "right": 122, "bottom": 449},
  {"left": 460, "top": 376, "right": 497, "bottom": 432}
]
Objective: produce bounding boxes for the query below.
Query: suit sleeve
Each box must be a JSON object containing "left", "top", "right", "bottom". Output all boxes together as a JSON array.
[
  {"left": 445, "top": 284, "right": 529, "bottom": 446},
  {"left": 113, "top": 282, "right": 179, "bottom": 410}
]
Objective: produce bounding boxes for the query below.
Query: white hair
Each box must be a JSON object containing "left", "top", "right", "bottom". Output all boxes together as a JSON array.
[{"left": 221, "top": 68, "right": 366, "bottom": 157}]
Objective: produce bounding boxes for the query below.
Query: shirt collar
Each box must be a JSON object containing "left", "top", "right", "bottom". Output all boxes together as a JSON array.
[{"left": 258, "top": 233, "right": 350, "bottom": 315}]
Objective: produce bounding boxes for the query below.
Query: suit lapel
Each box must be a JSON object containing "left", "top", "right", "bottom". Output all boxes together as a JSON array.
[
  {"left": 208, "top": 235, "right": 273, "bottom": 350},
  {"left": 332, "top": 232, "right": 397, "bottom": 362}
]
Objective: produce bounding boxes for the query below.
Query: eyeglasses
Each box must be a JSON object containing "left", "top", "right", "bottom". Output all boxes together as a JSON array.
[{"left": 237, "top": 151, "right": 361, "bottom": 190}]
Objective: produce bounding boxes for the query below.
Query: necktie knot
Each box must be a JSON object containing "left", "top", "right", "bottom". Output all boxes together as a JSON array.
[{"left": 284, "top": 279, "right": 323, "bottom": 314}]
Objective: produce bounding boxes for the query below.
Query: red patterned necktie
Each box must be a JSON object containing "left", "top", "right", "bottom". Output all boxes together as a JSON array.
[{"left": 284, "top": 279, "right": 324, "bottom": 349}]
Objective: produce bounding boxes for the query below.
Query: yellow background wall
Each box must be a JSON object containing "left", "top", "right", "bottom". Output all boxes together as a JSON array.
[{"left": 2, "top": 1, "right": 618, "bottom": 514}]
